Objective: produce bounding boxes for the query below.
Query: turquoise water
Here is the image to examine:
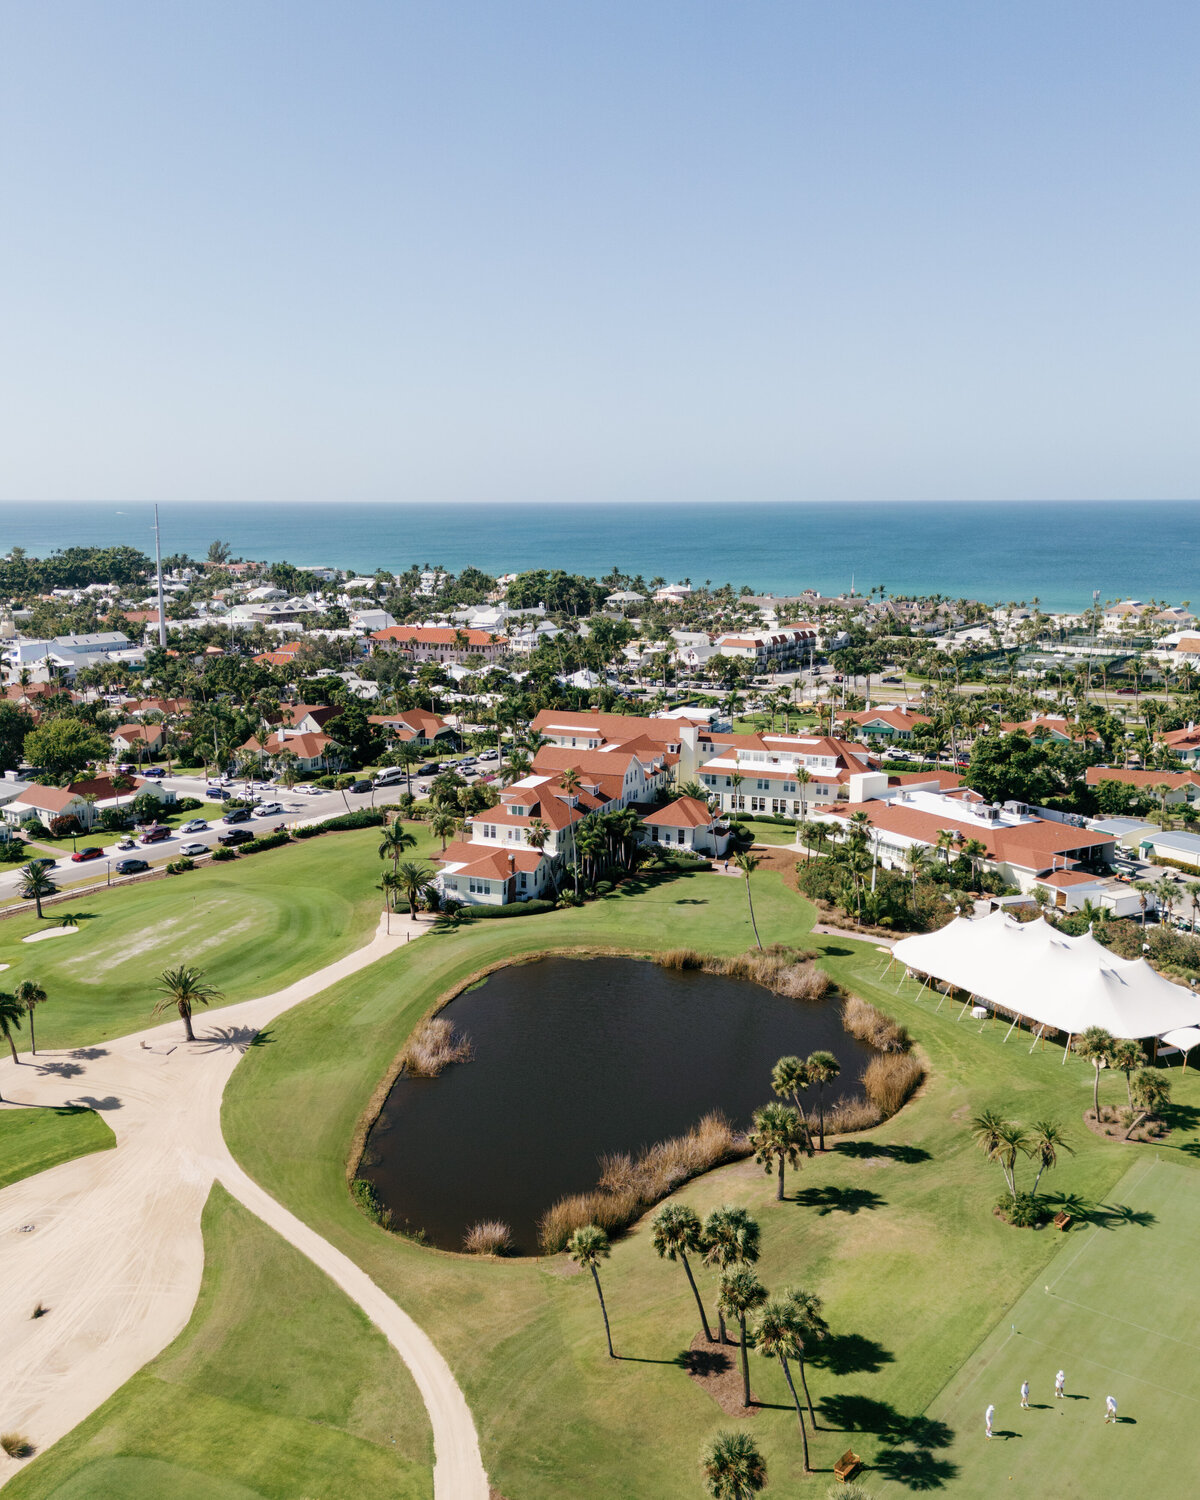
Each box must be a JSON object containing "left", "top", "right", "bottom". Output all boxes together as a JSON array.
[{"left": 1, "top": 499, "right": 1196, "bottom": 612}]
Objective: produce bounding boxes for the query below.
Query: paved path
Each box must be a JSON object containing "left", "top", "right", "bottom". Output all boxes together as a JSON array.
[{"left": 0, "top": 912, "right": 488, "bottom": 1498}]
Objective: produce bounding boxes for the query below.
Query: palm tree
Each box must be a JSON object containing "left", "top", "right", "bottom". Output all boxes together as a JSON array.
[
  {"left": 396, "top": 740, "right": 423, "bottom": 798},
  {"left": 1125, "top": 1068, "right": 1170, "bottom": 1140},
  {"left": 558, "top": 766, "right": 582, "bottom": 798},
  {"left": 14, "top": 980, "right": 47, "bottom": 1055},
  {"left": 395, "top": 860, "right": 435, "bottom": 914},
  {"left": 1108, "top": 1039, "right": 1143, "bottom": 1107},
  {"left": 153, "top": 965, "right": 223, "bottom": 1042},
  {"left": 429, "top": 809, "right": 459, "bottom": 851},
  {"left": 525, "top": 818, "right": 550, "bottom": 860},
  {"left": 1077, "top": 1026, "right": 1113, "bottom": 1121},
  {"left": 18, "top": 862, "right": 58, "bottom": 919},
  {"left": 961, "top": 837, "right": 987, "bottom": 888},
  {"left": 1028, "top": 1119, "right": 1074, "bottom": 1195},
  {"left": 971, "top": 1109, "right": 1013, "bottom": 1194},
  {"left": 702, "top": 1205, "right": 760, "bottom": 1346},
  {"left": 503, "top": 749, "right": 532, "bottom": 785},
  {"left": 1133, "top": 879, "right": 1154, "bottom": 924},
  {"left": 733, "top": 852, "right": 763, "bottom": 949},
  {"left": 783, "top": 1286, "right": 827, "bottom": 1431},
  {"left": 567, "top": 1224, "right": 614, "bottom": 1358},
  {"left": 700, "top": 1431, "right": 767, "bottom": 1500},
  {"left": 770, "top": 1055, "right": 808, "bottom": 1115},
  {"left": 750, "top": 1101, "right": 812, "bottom": 1200},
  {"left": 0, "top": 990, "right": 24, "bottom": 1066},
  {"left": 1186, "top": 881, "right": 1200, "bottom": 934},
  {"left": 755, "top": 1299, "right": 812, "bottom": 1472},
  {"left": 934, "top": 828, "right": 956, "bottom": 867},
  {"left": 805, "top": 1050, "right": 840, "bottom": 1151},
  {"left": 650, "top": 1203, "right": 713, "bottom": 1342},
  {"left": 378, "top": 822, "right": 417, "bottom": 876},
  {"left": 794, "top": 767, "right": 812, "bottom": 822},
  {"left": 719, "top": 1268, "right": 768, "bottom": 1408},
  {"left": 1154, "top": 874, "right": 1178, "bottom": 928},
  {"left": 903, "top": 844, "right": 930, "bottom": 911}
]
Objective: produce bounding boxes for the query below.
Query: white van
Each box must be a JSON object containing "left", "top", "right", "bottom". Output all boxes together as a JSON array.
[{"left": 373, "top": 766, "right": 406, "bottom": 787}]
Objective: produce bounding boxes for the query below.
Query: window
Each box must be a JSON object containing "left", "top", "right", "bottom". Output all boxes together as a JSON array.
[
  {"left": 519, "top": 872, "right": 527, "bottom": 889},
  {"left": 468, "top": 877, "right": 490, "bottom": 894},
  {"left": 751, "top": 796, "right": 766, "bottom": 812},
  {"left": 676, "top": 829, "right": 686, "bottom": 845},
  {"left": 756, "top": 778, "right": 770, "bottom": 791}
]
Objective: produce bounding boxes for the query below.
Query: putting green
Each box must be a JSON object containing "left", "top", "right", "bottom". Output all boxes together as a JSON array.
[{"left": 878, "top": 1158, "right": 1200, "bottom": 1497}]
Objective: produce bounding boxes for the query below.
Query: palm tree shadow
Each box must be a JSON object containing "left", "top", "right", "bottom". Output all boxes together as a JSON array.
[
  {"left": 71, "top": 1094, "right": 122, "bottom": 1111},
  {"left": 810, "top": 1333, "right": 895, "bottom": 1376},
  {"left": 820, "top": 1393, "right": 956, "bottom": 1491},
  {"left": 675, "top": 1347, "right": 733, "bottom": 1377},
  {"left": 834, "top": 1141, "right": 931, "bottom": 1165},
  {"left": 792, "top": 1185, "right": 886, "bottom": 1215},
  {"left": 68, "top": 1047, "right": 108, "bottom": 1060},
  {"left": 194, "top": 1026, "right": 271, "bottom": 1054},
  {"left": 1044, "top": 1193, "right": 1155, "bottom": 1230}
]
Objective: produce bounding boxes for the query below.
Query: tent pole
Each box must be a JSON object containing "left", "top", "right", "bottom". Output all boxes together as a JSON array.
[
  {"left": 934, "top": 985, "right": 946, "bottom": 1012},
  {"left": 1028, "top": 1023, "right": 1044, "bottom": 1054},
  {"left": 956, "top": 994, "right": 973, "bottom": 1022},
  {"left": 1004, "top": 1013, "right": 1022, "bottom": 1043},
  {"left": 1184, "top": 1046, "right": 1193, "bottom": 1075},
  {"left": 1062, "top": 1032, "right": 1072, "bottom": 1065}
]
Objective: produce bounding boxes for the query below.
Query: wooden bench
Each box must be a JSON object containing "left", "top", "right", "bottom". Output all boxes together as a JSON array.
[
  {"left": 833, "top": 1449, "right": 862, "bottom": 1482},
  {"left": 1053, "top": 1211, "right": 1072, "bottom": 1231}
]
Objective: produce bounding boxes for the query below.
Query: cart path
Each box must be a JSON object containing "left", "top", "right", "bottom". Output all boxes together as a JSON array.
[{"left": 0, "top": 912, "right": 488, "bottom": 1498}]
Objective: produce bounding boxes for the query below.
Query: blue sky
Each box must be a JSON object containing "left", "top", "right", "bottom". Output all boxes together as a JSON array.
[{"left": 2, "top": 2, "right": 1196, "bottom": 505}]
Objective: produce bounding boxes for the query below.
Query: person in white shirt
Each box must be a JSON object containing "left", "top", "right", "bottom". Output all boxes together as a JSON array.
[
  {"left": 1105, "top": 1395, "right": 1118, "bottom": 1424},
  {"left": 1020, "top": 1380, "right": 1030, "bottom": 1409},
  {"left": 1055, "top": 1370, "right": 1065, "bottom": 1399},
  {"left": 985, "top": 1403, "right": 995, "bottom": 1439}
]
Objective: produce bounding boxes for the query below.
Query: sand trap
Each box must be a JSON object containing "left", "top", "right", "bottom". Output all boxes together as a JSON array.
[
  {"left": 23, "top": 925, "right": 81, "bottom": 944},
  {"left": 0, "top": 963, "right": 8, "bottom": 972}
]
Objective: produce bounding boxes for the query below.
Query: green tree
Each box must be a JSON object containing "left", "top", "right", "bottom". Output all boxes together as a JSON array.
[
  {"left": 396, "top": 740, "right": 424, "bottom": 798},
  {"left": 805, "top": 1050, "right": 840, "bottom": 1151},
  {"left": 18, "top": 862, "right": 57, "bottom": 919},
  {"left": 23, "top": 719, "right": 111, "bottom": 783},
  {"left": 650, "top": 1203, "right": 713, "bottom": 1343},
  {"left": 734, "top": 852, "right": 763, "bottom": 949},
  {"left": 1108, "top": 1039, "right": 1144, "bottom": 1107},
  {"left": 395, "top": 860, "right": 435, "bottom": 914},
  {"left": 1028, "top": 1119, "right": 1074, "bottom": 1195},
  {"left": 0, "top": 990, "right": 24, "bottom": 1066},
  {"left": 567, "top": 1224, "right": 614, "bottom": 1358},
  {"left": 770, "top": 1055, "right": 808, "bottom": 1114},
  {"left": 1077, "top": 1026, "right": 1113, "bottom": 1121},
  {"left": 152, "top": 965, "right": 224, "bottom": 1042},
  {"left": 700, "top": 1431, "right": 766, "bottom": 1500},
  {"left": 702, "top": 1205, "right": 760, "bottom": 1346},
  {"left": 1125, "top": 1068, "right": 1170, "bottom": 1140},
  {"left": 749, "top": 1101, "right": 812, "bottom": 1200},
  {"left": 783, "top": 1286, "right": 828, "bottom": 1432},
  {"left": 964, "top": 730, "right": 1055, "bottom": 806},
  {"left": 0, "top": 701, "right": 34, "bottom": 773},
  {"left": 14, "top": 979, "right": 47, "bottom": 1056},
  {"left": 430, "top": 809, "right": 459, "bottom": 851},
  {"left": 377, "top": 822, "right": 417, "bottom": 878},
  {"left": 755, "top": 1298, "right": 812, "bottom": 1472},
  {"left": 719, "top": 1268, "right": 768, "bottom": 1408}
]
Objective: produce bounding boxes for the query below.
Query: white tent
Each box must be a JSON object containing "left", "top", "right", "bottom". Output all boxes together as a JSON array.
[{"left": 892, "top": 909, "right": 1200, "bottom": 1041}]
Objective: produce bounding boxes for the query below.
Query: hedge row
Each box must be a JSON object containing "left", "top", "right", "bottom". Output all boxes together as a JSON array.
[
  {"left": 238, "top": 830, "right": 293, "bottom": 855},
  {"left": 453, "top": 898, "right": 556, "bottom": 920},
  {"left": 293, "top": 809, "right": 386, "bottom": 839}
]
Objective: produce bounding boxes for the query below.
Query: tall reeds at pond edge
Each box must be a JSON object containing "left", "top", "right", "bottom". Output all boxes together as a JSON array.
[
  {"left": 399, "top": 1016, "right": 474, "bottom": 1077},
  {"left": 841, "top": 995, "right": 912, "bottom": 1053},
  {"left": 538, "top": 1112, "right": 746, "bottom": 1253},
  {"left": 654, "top": 945, "right": 830, "bottom": 999}
]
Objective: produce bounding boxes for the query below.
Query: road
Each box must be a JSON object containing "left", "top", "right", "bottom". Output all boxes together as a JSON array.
[{"left": 0, "top": 911, "right": 489, "bottom": 1498}]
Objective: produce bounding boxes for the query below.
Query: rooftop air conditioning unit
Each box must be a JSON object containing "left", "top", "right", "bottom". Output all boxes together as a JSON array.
[
  {"left": 978, "top": 807, "right": 1000, "bottom": 822},
  {"left": 1004, "top": 800, "right": 1030, "bottom": 815}
]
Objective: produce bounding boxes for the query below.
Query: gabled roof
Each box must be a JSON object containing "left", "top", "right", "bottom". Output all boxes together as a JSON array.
[
  {"left": 11, "top": 784, "right": 80, "bottom": 813},
  {"left": 434, "top": 840, "right": 545, "bottom": 878},
  {"left": 1085, "top": 766, "right": 1200, "bottom": 789},
  {"left": 370, "top": 627, "right": 505, "bottom": 647},
  {"left": 642, "top": 796, "right": 714, "bottom": 830}
]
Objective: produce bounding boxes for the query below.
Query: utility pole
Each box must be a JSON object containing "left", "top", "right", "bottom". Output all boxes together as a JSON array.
[{"left": 154, "top": 505, "right": 168, "bottom": 650}]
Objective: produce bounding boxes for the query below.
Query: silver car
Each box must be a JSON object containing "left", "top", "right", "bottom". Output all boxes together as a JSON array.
[{"left": 179, "top": 842, "right": 209, "bottom": 858}]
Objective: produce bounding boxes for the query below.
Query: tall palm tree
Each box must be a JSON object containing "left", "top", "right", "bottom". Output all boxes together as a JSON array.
[
  {"left": 14, "top": 980, "right": 47, "bottom": 1055},
  {"left": 903, "top": 844, "right": 930, "bottom": 911},
  {"left": 378, "top": 822, "right": 417, "bottom": 877},
  {"left": 1029, "top": 1119, "right": 1074, "bottom": 1195},
  {"left": 750, "top": 1101, "right": 812, "bottom": 1200},
  {"left": 567, "top": 1224, "right": 614, "bottom": 1358},
  {"left": 719, "top": 1268, "right": 768, "bottom": 1407},
  {"left": 1154, "top": 874, "right": 1177, "bottom": 928},
  {"left": 794, "top": 767, "right": 812, "bottom": 822},
  {"left": 783, "top": 1286, "right": 828, "bottom": 1431},
  {"left": 1124, "top": 1068, "right": 1170, "bottom": 1140},
  {"left": 558, "top": 766, "right": 582, "bottom": 798},
  {"left": 153, "top": 965, "right": 223, "bottom": 1042},
  {"left": 805, "top": 1050, "right": 840, "bottom": 1151},
  {"left": 770, "top": 1055, "right": 808, "bottom": 1115},
  {"left": 971, "top": 1108, "right": 1013, "bottom": 1194},
  {"left": 396, "top": 741, "right": 423, "bottom": 798},
  {"left": 733, "top": 852, "right": 763, "bottom": 949},
  {"left": 650, "top": 1203, "right": 713, "bottom": 1342},
  {"left": 1077, "top": 1026, "right": 1113, "bottom": 1121},
  {"left": 18, "top": 862, "right": 58, "bottom": 920},
  {"left": 702, "top": 1206, "right": 760, "bottom": 1346},
  {"left": 395, "top": 860, "right": 435, "bottom": 914},
  {"left": 700, "top": 1431, "right": 767, "bottom": 1500},
  {"left": 961, "top": 837, "right": 987, "bottom": 888},
  {"left": 755, "top": 1299, "right": 812, "bottom": 1472},
  {"left": 429, "top": 809, "right": 459, "bottom": 851},
  {"left": 1132, "top": 879, "right": 1154, "bottom": 924},
  {"left": 1186, "top": 881, "right": 1200, "bottom": 934},
  {"left": 0, "top": 990, "right": 24, "bottom": 1066},
  {"left": 503, "top": 749, "right": 532, "bottom": 785}
]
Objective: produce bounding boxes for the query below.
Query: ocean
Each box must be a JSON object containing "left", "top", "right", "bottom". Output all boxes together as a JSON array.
[{"left": 1, "top": 499, "right": 1196, "bottom": 614}]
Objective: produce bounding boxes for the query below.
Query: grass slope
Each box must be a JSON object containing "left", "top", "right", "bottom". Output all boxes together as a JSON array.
[
  {"left": 0, "top": 1105, "right": 114, "bottom": 1190},
  {"left": 0, "top": 825, "right": 436, "bottom": 1050},
  {"left": 5, "top": 1184, "right": 433, "bottom": 1500},
  {"left": 214, "top": 863, "right": 1200, "bottom": 1496}
]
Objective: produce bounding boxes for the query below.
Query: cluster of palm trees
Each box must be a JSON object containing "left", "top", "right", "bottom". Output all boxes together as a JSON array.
[
  {"left": 769, "top": 1051, "right": 840, "bottom": 1152},
  {"left": 568, "top": 1199, "right": 828, "bottom": 1482},
  {"left": 971, "top": 1111, "right": 1073, "bottom": 1205},
  {"left": 1075, "top": 1026, "right": 1171, "bottom": 1140},
  {"left": 376, "top": 822, "right": 435, "bottom": 914},
  {"left": 0, "top": 980, "right": 49, "bottom": 1095}
]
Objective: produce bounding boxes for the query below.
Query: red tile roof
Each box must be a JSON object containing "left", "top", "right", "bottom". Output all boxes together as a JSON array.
[
  {"left": 1086, "top": 766, "right": 1200, "bottom": 789},
  {"left": 642, "top": 796, "right": 715, "bottom": 830}
]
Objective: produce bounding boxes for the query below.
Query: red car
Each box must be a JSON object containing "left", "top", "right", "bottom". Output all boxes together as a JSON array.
[{"left": 71, "top": 845, "right": 106, "bottom": 863}]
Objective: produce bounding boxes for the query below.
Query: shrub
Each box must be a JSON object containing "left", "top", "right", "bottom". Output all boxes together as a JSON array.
[
  {"left": 823, "top": 1095, "right": 883, "bottom": 1133},
  {"left": 293, "top": 808, "right": 385, "bottom": 838},
  {"left": 335, "top": 773, "right": 357, "bottom": 789},
  {"left": 239, "top": 831, "right": 291, "bottom": 855},
  {"left": 463, "top": 1220, "right": 513, "bottom": 1255},
  {"left": 210, "top": 847, "right": 238, "bottom": 861},
  {"left": 454, "top": 898, "right": 556, "bottom": 920},
  {"left": 350, "top": 1177, "right": 387, "bottom": 1226},
  {"left": 0, "top": 840, "right": 28, "bottom": 863},
  {"left": 175, "top": 796, "right": 203, "bottom": 812},
  {"left": 593, "top": 879, "right": 615, "bottom": 896},
  {"left": 862, "top": 1053, "right": 924, "bottom": 1117},
  {"left": 313, "top": 774, "right": 337, "bottom": 788},
  {"left": 842, "top": 995, "right": 912, "bottom": 1053},
  {"left": 0, "top": 1433, "right": 34, "bottom": 1459},
  {"left": 651, "top": 946, "right": 829, "bottom": 1000},
  {"left": 538, "top": 1111, "right": 745, "bottom": 1253},
  {"left": 165, "top": 858, "right": 196, "bottom": 874},
  {"left": 49, "top": 815, "right": 83, "bottom": 839},
  {"left": 997, "top": 1191, "right": 1045, "bottom": 1228},
  {"left": 400, "top": 1016, "right": 473, "bottom": 1076},
  {"left": 22, "top": 820, "right": 48, "bottom": 839}
]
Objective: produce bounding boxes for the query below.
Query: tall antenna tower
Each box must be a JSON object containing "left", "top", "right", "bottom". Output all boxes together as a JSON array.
[{"left": 154, "top": 505, "right": 168, "bottom": 649}]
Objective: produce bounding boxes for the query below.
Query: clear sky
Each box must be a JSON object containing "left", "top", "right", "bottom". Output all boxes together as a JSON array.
[{"left": 2, "top": 1, "right": 1197, "bottom": 506}]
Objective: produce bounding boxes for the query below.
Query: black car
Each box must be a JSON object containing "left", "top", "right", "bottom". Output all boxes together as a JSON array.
[
  {"left": 217, "top": 828, "right": 254, "bottom": 847},
  {"left": 114, "top": 857, "right": 149, "bottom": 875},
  {"left": 222, "top": 807, "right": 254, "bottom": 824},
  {"left": 417, "top": 763, "right": 439, "bottom": 776},
  {"left": 350, "top": 779, "right": 373, "bottom": 794}
]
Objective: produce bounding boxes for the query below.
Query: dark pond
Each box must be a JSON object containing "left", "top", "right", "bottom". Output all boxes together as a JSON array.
[{"left": 361, "top": 956, "right": 876, "bottom": 1254}]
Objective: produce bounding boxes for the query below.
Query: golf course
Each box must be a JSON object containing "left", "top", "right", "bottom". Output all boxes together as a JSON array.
[{"left": 6, "top": 844, "right": 1200, "bottom": 1497}]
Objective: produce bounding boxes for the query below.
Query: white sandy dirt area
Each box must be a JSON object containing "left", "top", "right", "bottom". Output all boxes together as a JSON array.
[{"left": 0, "top": 910, "right": 488, "bottom": 1499}]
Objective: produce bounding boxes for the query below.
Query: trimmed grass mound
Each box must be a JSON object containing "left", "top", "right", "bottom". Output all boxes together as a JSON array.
[{"left": 0, "top": 1105, "right": 114, "bottom": 1191}]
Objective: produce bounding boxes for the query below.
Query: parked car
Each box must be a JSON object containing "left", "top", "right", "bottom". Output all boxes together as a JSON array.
[
  {"left": 179, "top": 841, "right": 209, "bottom": 857},
  {"left": 349, "top": 780, "right": 373, "bottom": 794},
  {"left": 114, "top": 858, "right": 149, "bottom": 874},
  {"left": 254, "top": 802, "right": 284, "bottom": 817},
  {"left": 222, "top": 807, "right": 253, "bottom": 824},
  {"left": 478, "top": 749, "right": 499, "bottom": 761},
  {"left": 139, "top": 826, "right": 171, "bottom": 844},
  {"left": 417, "top": 763, "right": 439, "bottom": 775},
  {"left": 28, "top": 856, "right": 57, "bottom": 869},
  {"left": 141, "top": 767, "right": 166, "bottom": 779},
  {"left": 70, "top": 846, "right": 106, "bottom": 863},
  {"left": 217, "top": 828, "right": 254, "bottom": 847},
  {"left": 373, "top": 766, "right": 406, "bottom": 787},
  {"left": 206, "top": 786, "right": 231, "bottom": 800},
  {"left": 1116, "top": 686, "right": 1137, "bottom": 695},
  {"left": 181, "top": 819, "right": 208, "bottom": 833}
]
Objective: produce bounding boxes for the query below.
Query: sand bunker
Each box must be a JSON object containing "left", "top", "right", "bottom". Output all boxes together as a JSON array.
[{"left": 23, "top": 926, "right": 81, "bottom": 944}]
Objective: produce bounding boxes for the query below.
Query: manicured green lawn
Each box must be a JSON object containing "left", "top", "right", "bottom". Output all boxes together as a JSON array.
[
  {"left": 0, "top": 824, "right": 439, "bottom": 1051},
  {"left": 5, "top": 1185, "right": 433, "bottom": 1500},
  {"left": 0, "top": 1105, "right": 114, "bottom": 1190},
  {"left": 213, "top": 864, "right": 1200, "bottom": 1497}
]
